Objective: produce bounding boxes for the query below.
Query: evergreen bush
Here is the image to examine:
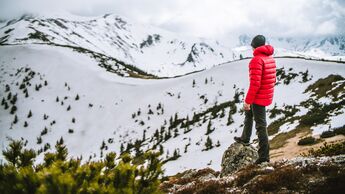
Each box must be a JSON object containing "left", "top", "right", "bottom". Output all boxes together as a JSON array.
[
  {"left": 297, "top": 136, "right": 316, "bottom": 145},
  {"left": 304, "top": 141, "right": 345, "bottom": 157},
  {"left": 320, "top": 130, "right": 336, "bottom": 138},
  {"left": 0, "top": 138, "right": 164, "bottom": 194},
  {"left": 334, "top": 125, "right": 345, "bottom": 135}
]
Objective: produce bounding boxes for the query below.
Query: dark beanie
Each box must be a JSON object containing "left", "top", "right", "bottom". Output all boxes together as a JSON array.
[{"left": 251, "top": 35, "right": 266, "bottom": 48}]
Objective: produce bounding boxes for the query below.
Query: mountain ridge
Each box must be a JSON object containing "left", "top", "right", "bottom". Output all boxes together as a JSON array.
[
  {"left": 0, "top": 13, "right": 232, "bottom": 77},
  {"left": 1, "top": 13, "right": 345, "bottom": 77}
]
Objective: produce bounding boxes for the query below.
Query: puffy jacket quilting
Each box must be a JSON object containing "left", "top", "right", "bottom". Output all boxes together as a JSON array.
[{"left": 244, "top": 45, "right": 276, "bottom": 106}]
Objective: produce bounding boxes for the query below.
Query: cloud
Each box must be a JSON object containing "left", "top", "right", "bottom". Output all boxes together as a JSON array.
[{"left": 0, "top": 0, "right": 344, "bottom": 38}]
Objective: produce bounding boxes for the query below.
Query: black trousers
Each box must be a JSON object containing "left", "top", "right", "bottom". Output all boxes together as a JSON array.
[{"left": 241, "top": 103, "right": 269, "bottom": 161}]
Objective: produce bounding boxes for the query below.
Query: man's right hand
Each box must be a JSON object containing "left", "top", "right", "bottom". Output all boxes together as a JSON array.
[{"left": 243, "top": 102, "right": 251, "bottom": 111}]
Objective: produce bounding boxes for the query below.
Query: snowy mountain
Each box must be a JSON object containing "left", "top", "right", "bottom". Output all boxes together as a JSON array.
[
  {"left": 0, "top": 13, "right": 345, "bottom": 177},
  {"left": 233, "top": 34, "right": 345, "bottom": 61},
  {"left": 1, "top": 14, "right": 344, "bottom": 78},
  {"left": 0, "top": 13, "right": 232, "bottom": 77}
]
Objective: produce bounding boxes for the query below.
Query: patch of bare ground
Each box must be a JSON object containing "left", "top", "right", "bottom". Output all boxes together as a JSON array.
[{"left": 271, "top": 132, "right": 345, "bottom": 162}]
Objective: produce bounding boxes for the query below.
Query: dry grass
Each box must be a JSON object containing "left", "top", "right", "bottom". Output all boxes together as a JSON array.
[
  {"left": 175, "top": 180, "right": 229, "bottom": 194},
  {"left": 128, "top": 71, "right": 157, "bottom": 79},
  {"left": 270, "top": 126, "right": 311, "bottom": 150},
  {"left": 159, "top": 168, "right": 220, "bottom": 193},
  {"left": 234, "top": 164, "right": 259, "bottom": 186},
  {"left": 245, "top": 165, "right": 303, "bottom": 192}
]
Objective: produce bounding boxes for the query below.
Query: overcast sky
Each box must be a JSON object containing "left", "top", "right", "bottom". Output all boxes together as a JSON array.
[{"left": 0, "top": 0, "right": 344, "bottom": 39}]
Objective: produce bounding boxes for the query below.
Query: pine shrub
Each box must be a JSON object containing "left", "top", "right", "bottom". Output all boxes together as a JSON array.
[
  {"left": 297, "top": 136, "right": 316, "bottom": 145},
  {"left": 40, "top": 127, "right": 48, "bottom": 136},
  {"left": 304, "top": 141, "right": 345, "bottom": 157},
  {"left": 320, "top": 130, "right": 336, "bottom": 138},
  {"left": 13, "top": 115, "right": 18, "bottom": 124},
  {"left": 27, "top": 110, "right": 32, "bottom": 118},
  {"left": 10, "top": 105, "right": 17, "bottom": 114},
  {"left": 0, "top": 138, "right": 164, "bottom": 194},
  {"left": 334, "top": 125, "right": 345, "bottom": 135}
]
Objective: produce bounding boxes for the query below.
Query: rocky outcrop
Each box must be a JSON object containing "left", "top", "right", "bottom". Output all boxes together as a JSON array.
[
  {"left": 220, "top": 142, "right": 258, "bottom": 177},
  {"left": 160, "top": 155, "right": 345, "bottom": 194}
]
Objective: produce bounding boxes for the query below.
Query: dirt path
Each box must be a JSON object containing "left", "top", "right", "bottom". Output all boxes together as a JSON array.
[{"left": 270, "top": 133, "right": 345, "bottom": 162}]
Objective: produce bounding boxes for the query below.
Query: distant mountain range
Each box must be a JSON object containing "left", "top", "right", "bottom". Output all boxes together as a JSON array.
[
  {"left": 236, "top": 34, "right": 345, "bottom": 60},
  {"left": 0, "top": 13, "right": 344, "bottom": 77}
]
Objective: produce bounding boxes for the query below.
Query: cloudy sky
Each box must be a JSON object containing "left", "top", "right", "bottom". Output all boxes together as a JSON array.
[{"left": 0, "top": 0, "right": 344, "bottom": 39}]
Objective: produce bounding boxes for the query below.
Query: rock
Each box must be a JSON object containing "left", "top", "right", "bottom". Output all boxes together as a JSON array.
[
  {"left": 262, "top": 166, "right": 275, "bottom": 173},
  {"left": 198, "top": 172, "right": 216, "bottom": 181},
  {"left": 220, "top": 142, "right": 258, "bottom": 177},
  {"left": 161, "top": 154, "right": 345, "bottom": 194},
  {"left": 180, "top": 167, "right": 218, "bottom": 181},
  {"left": 159, "top": 167, "right": 219, "bottom": 193}
]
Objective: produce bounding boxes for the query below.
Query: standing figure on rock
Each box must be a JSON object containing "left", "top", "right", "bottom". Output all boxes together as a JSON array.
[{"left": 234, "top": 35, "right": 277, "bottom": 164}]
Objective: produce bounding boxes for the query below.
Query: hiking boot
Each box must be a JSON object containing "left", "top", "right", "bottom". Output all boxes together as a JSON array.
[
  {"left": 234, "top": 136, "right": 250, "bottom": 146},
  {"left": 255, "top": 158, "right": 270, "bottom": 165}
]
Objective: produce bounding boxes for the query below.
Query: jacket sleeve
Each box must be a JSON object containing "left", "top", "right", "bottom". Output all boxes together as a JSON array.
[{"left": 245, "top": 57, "right": 263, "bottom": 104}]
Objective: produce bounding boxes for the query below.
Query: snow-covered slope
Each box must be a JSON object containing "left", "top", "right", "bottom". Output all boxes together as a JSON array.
[
  {"left": 1, "top": 44, "right": 344, "bottom": 176},
  {"left": 1, "top": 13, "right": 345, "bottom": 176},
  {"left": 0, "top": 14, "right": 232, "bottom": 77}
]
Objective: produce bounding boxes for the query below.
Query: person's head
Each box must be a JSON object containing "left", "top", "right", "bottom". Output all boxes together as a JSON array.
[{"left": 251, "top": 35, "right": 266, "bottom": 49}]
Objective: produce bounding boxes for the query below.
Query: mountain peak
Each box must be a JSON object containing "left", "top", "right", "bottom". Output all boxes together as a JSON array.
[{"left": 238, "top": 34, "right": 251, "bottom": 46}]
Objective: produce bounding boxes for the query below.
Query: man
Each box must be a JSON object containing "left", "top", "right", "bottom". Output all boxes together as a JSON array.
[{"left": 234, "top": 35, "right": 276, "bottom": 164}]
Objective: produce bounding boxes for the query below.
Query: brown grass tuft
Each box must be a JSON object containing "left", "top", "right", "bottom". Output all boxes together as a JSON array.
[{"left": 246, "top": 165, "right": 303, "bottom": 192}]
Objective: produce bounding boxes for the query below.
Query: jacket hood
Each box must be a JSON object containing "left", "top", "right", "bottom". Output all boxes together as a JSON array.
[{"left": 253, "top": 45, "right": 274, "bottom": 56}]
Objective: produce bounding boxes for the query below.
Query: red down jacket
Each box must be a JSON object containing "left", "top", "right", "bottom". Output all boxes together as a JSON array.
[{"left": 244, "top": 45, "right": 276, "bottom": 106}]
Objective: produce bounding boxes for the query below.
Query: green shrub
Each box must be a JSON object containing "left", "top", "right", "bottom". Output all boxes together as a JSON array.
[
  {"left": 0, "top": 139, "right": 164, "bottom": 194},
  {"left": 319, "top": 125, "right": 345, "bottom": 139},
  {"left": 334, "top": 125, "right": 345, "bottom": 135},
  {"left": 320, "top": 130, "right": 336, "bottom": 138},
  {"left": 297, "top": 136, "right": 316, "bottom": 146},
  {"left": 300, "top": 110, "right": 326, "bottom": 126},
  {"left": 304, "top": 141, "right": 345, "bottom": 157}
]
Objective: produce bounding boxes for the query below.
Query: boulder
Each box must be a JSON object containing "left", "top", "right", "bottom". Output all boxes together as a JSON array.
[{"left": 220, "top": 142, "right": 258, "bottom": 177}]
